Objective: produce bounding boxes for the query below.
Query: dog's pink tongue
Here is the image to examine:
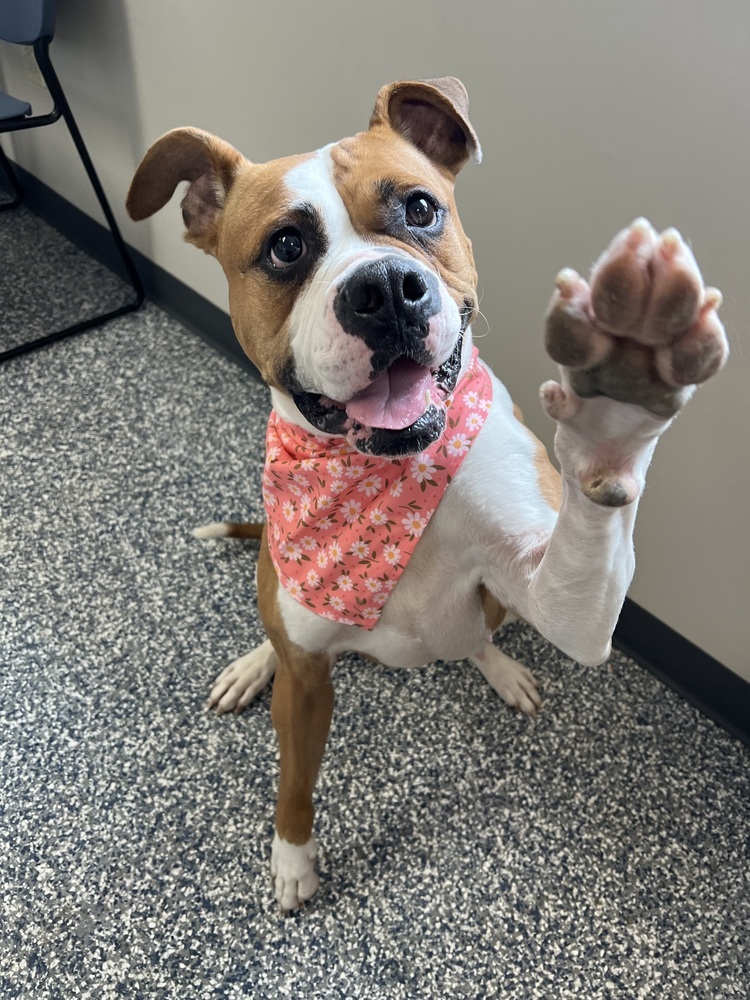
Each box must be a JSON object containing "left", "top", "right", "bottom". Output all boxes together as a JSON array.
[{"left": 346, "top": 358, "right": 435, "bottom": 430}]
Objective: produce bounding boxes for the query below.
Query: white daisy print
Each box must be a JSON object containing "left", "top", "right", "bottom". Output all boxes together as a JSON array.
[
  {"left": 363, "top": 578, "right": 382, "bottom": 594},
  {"left": 317, "top": 495, "right": 333, "bottom": 510},
  {"left": 466, "top": 412, "right": 483, "bottom": 433},
  {"left": 286, "top": 580, "right": 304, "bottom": 598},
  {"left": 329, "top": 542, "right": 344, "bottom": 564},
  {"left": 401, "top": 512, "right": 428, "bottom": 537},
  {"left": 329, "top": 595, "right": 346, "bottom": 612},
  {"left": 362, "top": 608, "right": 379, "bottom": 622},
  {"left": 446, "top": 433, "right": 470, "bottom": 457},
  {"left": 410, "top": 454, "right": 436, "bottom": 483},
  {"left": 330, "top": 479, "right": 346, "bottom": 494},
  {"left": 282, "top": 500, "right": 296, "bottom": 522},
  {"left": 349, "top": 538, "right": 370, "bottom": 559},
  {"left": 336, "top": 573, "right": 355, "bottom": 592},
  {"left": 342, "top": 500, "right": 363, "bottom": 523},
  {"left": 369, "top": 507, "right": 387, "bottom": 525},
  {"left": 280, "top": 540, "right": 303, "bottom": 562},
  {"left": 300, "top": 458, "right": 317, "bottom": 471},
  {"left": 357, "top": 474, "right": 383, "bottom": 497},
  {"left": 316, "top": 550, "right": 329, "bottom": 569},
  {"left": 300, "top": 535, "right": 317, "bottom": 551},
  {"left": 383, "top": 543, "right": 401, "bottom": 566},
  {"left": 326, "top": 458, "right": 343, "bottom": 476},
  {"left": 463, "top": 389, "right": 480, "bottom": 408},
  {"left": 389, "top": 479, "right": 404, "bottom": 497},
  {"left": 306, "top": 569, "right": 322, "bottom": 587}
]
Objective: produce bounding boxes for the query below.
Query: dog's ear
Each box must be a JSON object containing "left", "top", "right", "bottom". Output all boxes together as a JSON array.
[
  {"left": 370, "top": 77, "right": 482, "bottom": 175},
  {"left": 126, "top": 128, "right": 245, "bottom": 255}
]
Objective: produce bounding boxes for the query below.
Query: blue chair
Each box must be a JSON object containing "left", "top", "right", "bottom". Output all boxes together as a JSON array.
[{"left": 0, "top": 0, "right": 143, "bottom": 362}]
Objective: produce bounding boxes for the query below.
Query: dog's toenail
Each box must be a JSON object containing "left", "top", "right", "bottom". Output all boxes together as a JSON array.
[
  {"left": 555, "top": 268, "right": 578, "bottom": 298},
  {"left": 659, "top": 228, "right": 681, "bottom": 257},
  {"left": 626, "top": 217, "right": 654, "bottom": 248}
]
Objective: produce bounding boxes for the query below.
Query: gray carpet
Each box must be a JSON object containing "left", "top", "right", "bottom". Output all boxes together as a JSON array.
[{"left": 1, "top": 202, "right": 748, "bottom": 999}]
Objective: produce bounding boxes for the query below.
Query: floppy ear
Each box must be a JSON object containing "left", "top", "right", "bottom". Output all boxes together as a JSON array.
[
  {"left": 126, "top": 128, "right": 245, "bottom": 255},
  {"left": 370, "top": 76, "right": 482, "bottom": 175}
]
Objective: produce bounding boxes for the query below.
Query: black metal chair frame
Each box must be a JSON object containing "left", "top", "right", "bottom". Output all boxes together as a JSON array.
[{"left": 0, "top": 35, "right": 144, "bottom": 363}]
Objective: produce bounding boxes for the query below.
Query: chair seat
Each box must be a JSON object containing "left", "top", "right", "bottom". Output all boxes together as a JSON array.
[
  {"left": 0, "top": 90, "right": 32, "bottom": 122},
  {"left": 0, "top": 23, "right": 144, "bottom": 364}
]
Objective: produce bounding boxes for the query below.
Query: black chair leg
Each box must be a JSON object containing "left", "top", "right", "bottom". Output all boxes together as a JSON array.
[
  {"left": 0, "top": 38, "right": 144, "bottom": 364},
  {"left": 0, "top": 143, "right": 24, "bottom": 212}
]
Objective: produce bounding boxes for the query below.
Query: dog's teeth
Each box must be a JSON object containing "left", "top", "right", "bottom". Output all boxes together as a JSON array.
[{"left": 425, "top": 388, "right": 432, "bottom": 407}]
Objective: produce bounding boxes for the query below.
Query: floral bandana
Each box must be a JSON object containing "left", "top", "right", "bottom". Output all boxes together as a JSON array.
[{"left": 263, "top": 348, "right": 492, "bottom": 629}]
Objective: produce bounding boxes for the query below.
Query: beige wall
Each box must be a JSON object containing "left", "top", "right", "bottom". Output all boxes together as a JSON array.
[{"left": 2, "top": 0, "right": 748, "bottom": 679}]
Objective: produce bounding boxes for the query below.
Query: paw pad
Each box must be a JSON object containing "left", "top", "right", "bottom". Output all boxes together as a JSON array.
[{"left": 544, "top": 219, "right": 728, "bottom": 418}]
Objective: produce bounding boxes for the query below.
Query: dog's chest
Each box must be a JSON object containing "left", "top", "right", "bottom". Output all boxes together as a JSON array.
[
  {"left": 264, "top": 350, "right": 492, "bottom": 632},
  {"left": 276, "top": 368, "right": 560, "bottom": 667}
]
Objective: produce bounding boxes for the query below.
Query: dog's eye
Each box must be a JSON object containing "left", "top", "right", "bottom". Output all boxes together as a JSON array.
[
  {"left": 269, "top": 228, "right": 307, "bottom": 268},
  {"left": 405, "top": 195, "right": 437, "bottom": 229}
]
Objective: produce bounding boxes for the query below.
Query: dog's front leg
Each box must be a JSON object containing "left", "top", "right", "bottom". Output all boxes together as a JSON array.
[
  {"left": 256, "top": 527, "right": 334, "bottom": 911},
  {"left": 491, "top": 219, "right": 728, "bottom": 667},
  {"left": 269, "top": 645, "right": 333, "bottom": 911},
  {"left": 520, "top": 443, "right": 645, "bottom": 666}
]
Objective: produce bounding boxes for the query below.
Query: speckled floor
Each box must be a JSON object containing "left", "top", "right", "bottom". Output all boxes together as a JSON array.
[{"left": 1, "top": 203, "right": 748, "bottom": 999}]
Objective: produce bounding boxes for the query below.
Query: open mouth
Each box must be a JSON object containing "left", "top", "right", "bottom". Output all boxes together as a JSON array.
[{"left": 291, "top": 333, "right": 465, "bottom": 457}]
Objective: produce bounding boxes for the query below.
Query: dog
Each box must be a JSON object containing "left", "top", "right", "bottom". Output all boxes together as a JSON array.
[{"left": 126, "top": 77, "right": 728, "bottom": 910}]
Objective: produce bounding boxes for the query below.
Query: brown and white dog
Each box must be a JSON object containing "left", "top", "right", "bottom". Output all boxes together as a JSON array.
[{"left": 127, "top": 78, "right": 728, "bottom": 910}]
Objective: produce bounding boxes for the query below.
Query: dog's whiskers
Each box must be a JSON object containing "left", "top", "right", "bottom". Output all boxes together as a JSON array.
[{"left": 472, "top": 306, "right": 491, "bottom": 338}]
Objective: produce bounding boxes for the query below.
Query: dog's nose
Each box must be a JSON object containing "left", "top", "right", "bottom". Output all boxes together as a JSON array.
[
  {"left": 347, "top": 265, "right": 428, "bottom": 317},
  {"left": 334, "top": 257, "right": 440, "bottom": 352}
]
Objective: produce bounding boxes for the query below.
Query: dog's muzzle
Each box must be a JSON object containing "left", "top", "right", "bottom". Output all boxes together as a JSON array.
[
  {"left": 286, "top": 255, "right": 470, "bottom": 457},
  {"left": 334, "top": 256, "right": 441, "bottom": 371}
]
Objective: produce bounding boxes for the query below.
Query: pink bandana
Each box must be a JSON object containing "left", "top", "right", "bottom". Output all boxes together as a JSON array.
[{"left": 263, "top": 348, "right": 492, "bottom": 629}]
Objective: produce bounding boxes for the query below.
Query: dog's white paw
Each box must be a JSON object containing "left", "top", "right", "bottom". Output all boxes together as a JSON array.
[
  {"left": 470, "top": 644, "right": 542, "bottom": 718},
  {"left": 542, "top": 219, "right": 728, "bottom": 506},
  {"left": 208, "top": 639, "right": 277, "bottom": 714},
  {"left": 271, "top": 834, "right": 319, "bottom": 911}
]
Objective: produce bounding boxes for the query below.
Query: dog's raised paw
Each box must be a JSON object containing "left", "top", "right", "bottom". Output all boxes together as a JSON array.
[
  {"left": 544, "top": 218, "right": 728, "bottom": 420},
  {"left": 541, "top": 220, "right": 729, "bottom": 507}
]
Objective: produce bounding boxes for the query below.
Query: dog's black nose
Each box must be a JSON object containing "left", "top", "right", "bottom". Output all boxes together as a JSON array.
[{"left": 334, "top": 257, "right": 440, "bottom": 359}]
